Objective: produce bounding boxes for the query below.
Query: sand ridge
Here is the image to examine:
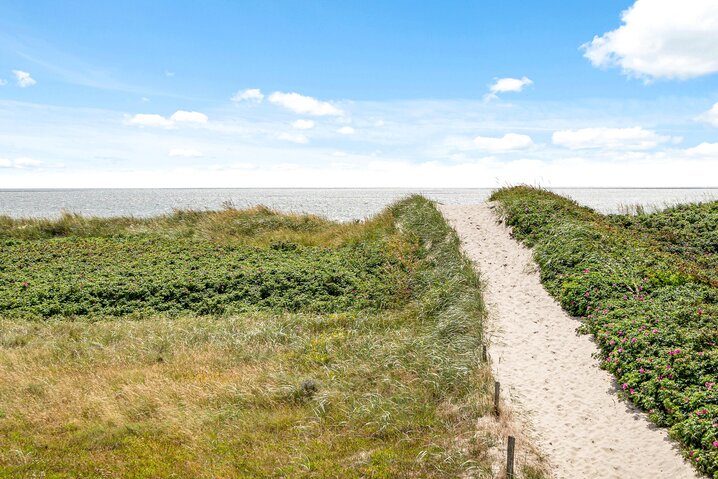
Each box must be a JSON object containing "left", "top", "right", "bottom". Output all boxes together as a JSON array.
[{"left": 439, "top": 203, "right": 699, "bottom": 479}]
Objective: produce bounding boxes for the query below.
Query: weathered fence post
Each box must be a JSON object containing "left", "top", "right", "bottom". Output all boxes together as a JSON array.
[
  {"left": 506, "top": 435, "right": 515, "bottom": 479},
  {"left": 494, "top": 381, "right": 500, "bottom": 416},
  {"left": 482, "top": 344, "right": 487, "bottom": 362}
]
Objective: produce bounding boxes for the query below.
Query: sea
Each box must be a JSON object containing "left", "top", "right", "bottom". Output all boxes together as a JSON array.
[{"left": 1, "top": 188, "right": 717, "bottom": 222}]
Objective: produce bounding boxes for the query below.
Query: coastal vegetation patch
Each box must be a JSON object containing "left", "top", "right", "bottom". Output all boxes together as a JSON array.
[
  {"left": 491, "top": 186, "right": 718, "bottom": 477},
  {"left": 0, "top": 198, "right": 543, "bottom": 478}
]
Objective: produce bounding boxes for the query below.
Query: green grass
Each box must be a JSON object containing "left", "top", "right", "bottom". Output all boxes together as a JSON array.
[
  {"left": 0, "top": 197, "right": 546, "bottom": 478},
  {"left": 491, "top": 186, "right": 718, "bottom": 477}
]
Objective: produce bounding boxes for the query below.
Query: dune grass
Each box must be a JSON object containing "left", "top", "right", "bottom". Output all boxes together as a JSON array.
[
  {"left": 491, "top": 186, "right": 718, "bottom": 477},
  {"left": 0, "top": 196, "right": 546, "bottom": 478},
  {"left": 0, "top": 204, "right": 384, "bottom": 247}
]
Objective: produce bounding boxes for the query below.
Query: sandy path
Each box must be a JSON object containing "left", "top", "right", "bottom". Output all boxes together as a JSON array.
[{"left": 439, "top": 203, "right": 699, "bottom": 479}]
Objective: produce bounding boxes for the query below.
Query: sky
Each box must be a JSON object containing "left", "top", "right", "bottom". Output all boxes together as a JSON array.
[{"left": 1, "top": 0, "right": 718, "bottom": 188}]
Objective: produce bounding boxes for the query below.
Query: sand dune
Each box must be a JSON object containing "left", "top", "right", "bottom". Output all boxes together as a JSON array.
[{"left": 440, "top": 203, "right": 699, "bottom": 479}]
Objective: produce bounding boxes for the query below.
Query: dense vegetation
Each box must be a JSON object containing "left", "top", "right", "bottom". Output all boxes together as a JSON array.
[
  {"left": 491, "top": 187, "right": 718, "bottom": 477},
  {"left": 0, "top": 198, "right": 545, "bottom": 478},
  {"left": 612, "top": 201, "right": 718, "bottom": 286},
  {"left": 0, "top": 206, "right": 410, "bottom": 319},
  {"left": 1, "top": 238, "right": 406, "bottom": 319}
]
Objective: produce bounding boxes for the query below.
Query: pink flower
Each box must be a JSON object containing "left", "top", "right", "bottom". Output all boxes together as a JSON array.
[
  {"left": 630, "top": 389, "right": 635, "bottom": 395},
  {"left": 713, "top": 441, "right": 718, "bottom": 448},
  {"left": 618, "top": 348, "right": 624, "bottom": 353},
  {"left": 583, "top": 269, "right": 590, "bottom": 273},
  {"left": 622, "top": 383, "right": 628, "bottom": 390}
]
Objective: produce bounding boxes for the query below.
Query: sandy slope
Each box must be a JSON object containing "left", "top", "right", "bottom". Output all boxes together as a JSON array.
[{"left": 439, "top": 203, "right": 699, "bottom": 479}]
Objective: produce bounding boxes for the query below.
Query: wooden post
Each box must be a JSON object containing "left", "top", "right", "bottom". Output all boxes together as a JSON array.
[
  {"left": 482, "top": 344, "right": 487, "bottom": 362},
  {"left": 506, "top": 435, "right": 515, "bottom": 479},
  {"left": 494, "top": 381, "right": 500, "bottom": 416}
]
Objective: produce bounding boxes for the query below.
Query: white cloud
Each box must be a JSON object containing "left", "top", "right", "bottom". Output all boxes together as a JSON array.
[
  {"left": 337, "top": 126, "right": 355, "bottom": 135},
  {"left": 165, "top": 71, "right": 175, "bottom": 77},
  {"left": 490, "top": 77, "right": 533, "bottom": 94},
  {"left": 463, "top": 133, "right": 535, "bottom": 152},
  {"left": 268, "top": 92, "right": 343, "bottom": 116},
  {"left": 0, "top": 157, "right": 47, "bottom": 168},
  {"left": 168, "top": 148, "right": 203, "bottom": 157},
  {"left": 583, "top": 0, "right": 718, "bottom": 80},
  {"left": 552, "top": 127, "right": 676, "bottom": 150},
  {"left": 126, "top": 113, "right": 174, "bottom": 128},
  {"left": 291, "top": 119, "right": 315, "bottom": 130},
  {"left": 697, "top": 102, "right": 718, "bottom": 127},
  {"left": 685, "top": 142, "right": 718, "bottom": 156},
  {"left": 126, "top": 110, "right": 207, "bottom": 128},
  {"left": 485, "top": 77, "right": 532, "bottom": 100},
  {"left": 13, "top": 70, "right": 36, "bottom": 88},
  {"left": 169, "top": 110, "right": 208, "bottom": 123},
  {"left": 232, "top": 88, "right": 264, "bottom": 103},
  {"left": 277, "top": 132, "right": 309, "bottom": 144}
]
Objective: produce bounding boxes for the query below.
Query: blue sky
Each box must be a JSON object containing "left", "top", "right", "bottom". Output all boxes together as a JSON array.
[{"left": 1, "top": 0, "right": 718, "bottom": 187}]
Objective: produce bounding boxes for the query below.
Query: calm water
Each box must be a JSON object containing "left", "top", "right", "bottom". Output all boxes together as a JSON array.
[{"left": 1, "top": 188, "right": 717, "bottom": 221}]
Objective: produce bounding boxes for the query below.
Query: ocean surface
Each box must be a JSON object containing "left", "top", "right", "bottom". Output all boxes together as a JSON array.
[{"left": 1, "top": 188, "right": 717, "bottom": 221}]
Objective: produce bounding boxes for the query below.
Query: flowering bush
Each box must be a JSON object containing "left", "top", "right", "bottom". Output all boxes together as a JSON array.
[{"left": 492, "top": 186, "right": 718, "bottom": 477}]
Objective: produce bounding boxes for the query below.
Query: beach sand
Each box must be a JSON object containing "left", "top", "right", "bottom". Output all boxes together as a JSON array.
[{"left": 439, "top": 203, "right": 700, "bottom": 479}]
